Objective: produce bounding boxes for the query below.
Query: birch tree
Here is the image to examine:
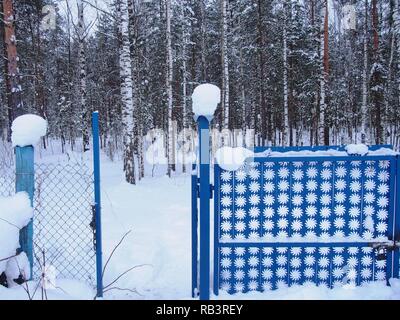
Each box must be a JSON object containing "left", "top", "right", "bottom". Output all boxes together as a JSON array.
[
  {"left": 221, "top": 0, "right": 230, "bottom": 133},
  {"left": 283, "top": 0, "right": 290, "bottom": 146},
  {"left": 119, "top": 0, "right": 136, "bottom": 184}
]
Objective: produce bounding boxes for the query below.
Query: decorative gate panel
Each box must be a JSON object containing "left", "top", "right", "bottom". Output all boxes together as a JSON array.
[{"left": 213, "top": 155, "right": 399, "bottom": 295}]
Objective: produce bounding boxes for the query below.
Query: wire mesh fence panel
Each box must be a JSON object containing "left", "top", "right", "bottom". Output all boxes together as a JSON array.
[
  {"left": 33, "top": 163, "right": 95, "bottom": 286},
  {"left": 0, "top": 150, "right": 15, "bottom": 197}
]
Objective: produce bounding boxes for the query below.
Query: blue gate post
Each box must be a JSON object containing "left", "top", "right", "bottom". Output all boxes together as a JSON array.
[
  {"left": 15, "top": 146, "right": 34, "bottom": 277},
  {"left": 191, "top": 163, "right": 199, "bottom": 298},
  {"left": 92, "top": 111, "right": 103, "bottom": 298},
  {"left": 198, "top": 116, "right": 211, "bottom": 300}
]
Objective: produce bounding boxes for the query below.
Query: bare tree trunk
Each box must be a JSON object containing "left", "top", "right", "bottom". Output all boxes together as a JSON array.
[
  {"left": 283, "top": 1, "right": 289, "bottom": 147},
  {"left": 166, "top": 0, "right": 175, "bottom": 176},
  {"left": 257, "top": 0, "right": 267, "bottom": 145},
  {"left": 77, "top": 0, "right": 90, "bottom": 152},
  {"left": 361, "top": 0, "right": 369, "bottom": 143},
  {"left": 318, "top": 0, "right": 329, "bottom": 146},
  {"left": 119, "top": 0, "right": 136, "bottom": 184},
  {"left": 221, "top": 0, "right": 230, "bottom": 133},
  {"left": 3, "top": 0, "right": 23, "bottom": 139}
]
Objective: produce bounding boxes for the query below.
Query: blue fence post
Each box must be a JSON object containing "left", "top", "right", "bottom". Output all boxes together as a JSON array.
[
  {"left": 191, "top": 163, "right": 198, "bottom": 298},
  {"left": 197, "top": 116, "right": 211, "bottom": 300},
  {"left": 15, "top": 146, "right": 34, "bottom": 278},
  {"left": 394, "top": 155, "right": 400, "bottom": 279},
  {"left": 92, "top": 111, "right": 103, "bottom": 298}
]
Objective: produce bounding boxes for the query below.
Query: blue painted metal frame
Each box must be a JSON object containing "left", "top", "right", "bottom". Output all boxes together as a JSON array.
[
  {"left": 92, "top": 112, "right": 104, "bottom": 298},
  {"left": 197, "top": 116, "right": 211, "bottom": 300},
  {"left": 15, "top": 146, "right": 34, "bottom": 278},
  {"left": 191, "top": 163, "right": 199, "bottom": 298},
  {"left": 212, "top": 149, "right": 398, "bottom": 295}
]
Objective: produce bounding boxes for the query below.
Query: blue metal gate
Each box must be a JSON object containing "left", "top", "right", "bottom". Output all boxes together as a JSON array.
[{"left": 192, "top": 145, "right": 400, "bottom": 298}]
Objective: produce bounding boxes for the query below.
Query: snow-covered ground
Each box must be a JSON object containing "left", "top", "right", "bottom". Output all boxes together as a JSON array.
[{"left": 1, "top": 143, "right": 400, "bottom": 300}]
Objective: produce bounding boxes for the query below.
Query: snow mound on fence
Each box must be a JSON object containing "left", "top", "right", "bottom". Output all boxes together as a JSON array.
[
  {"left": 345, "top": 144, "right": 369, "bottom": 156},
  {"left": 192, "top": 84, "right": 221, "bottom": 118},
  {"left": 0, "top": 193, "right": 33, "bottom": 276},
  {"left": 11, "top": 114, "right": 47, "bottom": 147},
  {"left": 215, "top": 146, "right": 254, "bottom": 171}
]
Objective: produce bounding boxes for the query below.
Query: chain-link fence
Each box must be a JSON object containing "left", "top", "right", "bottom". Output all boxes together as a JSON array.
[
  {"left": 0, "top": 154, "right": 95, "bottom": 286},
  {"left": 33, "top": 163, "right": 95, "bottom": 285}
]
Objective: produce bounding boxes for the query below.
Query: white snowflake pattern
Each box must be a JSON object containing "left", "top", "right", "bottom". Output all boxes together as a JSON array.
[
  {"left": 334, "top": 205, "right": 346, "bottom": 216},
  {"left": 264, "top": 169, "right": 275, "bottom": 180},
  {"left": 291, "top": 248, "right": 302, "bottom": 255},
  {"left": 378, "top": 184, "right": 389, "bottom": 195},
  {"left": 292, "top": 207, "right": 303, "bottom": 218},
  {"left": 235, "top": 183, "right": 246, "bottom": 195},
  {"left": 221, "top": 196, "right": 232, "bottom": 207},
  {"left": 221, "top": 171, "right": 232, "bottom": 182},
  {"left": 221, "top": 258, "right": 231, "bottom": 268},
  {"left": 376, "top": 222, "right": 387, "bottom": 233},
  {"left": 320, "top": 219, "right": 331, "bottom": 231},
  {"left": 234, "top": 257, "right": 245, "bottom": 268},
  {"left": 319, "top": 257, "right": 330, "bottom": 268},
  {"left": 235, "top": 282, "right": 245, "bottom": 292},
  {"left": 277, "top": 255, "right": 287, "bottom": 266},
  {"left": 365, "top": 167, "right": 376, "bottom": 178},
  {"left": 335, "top": 166, "right": 347, "bottom": 178},
  {"left": 278, "top": 180, "right": 289, "bottom": 192},
  {"left": 249, "top": 256, "right": 259, "bottom": 267},
  {"left": 221, "top": 247, "right": 232, "bottom": 255},
  {"left": 333, "top": 268, "right": 344, "bottom": 279},
  {"left": 335, "top": 192, "right": 346, "bottom": 203},
  {"left": 263, "top": 207, "right": 274, "bottom": 218},
  {"left": 235, "top": 221, "right": 246, "bottom": 232},
  {"left": 262, "top": 281, "right": 272, "bottom": 290},
  {"left": 235, "top": 196, "right": 246, "bottom": 207},
  {"left": 221, "top": 221, "right": 232, "bottom": 232},
  {"left": 293, "top": 182, "right": 304, "bottom": 193},
  {"left": 262, "top": 269, "right": 273, "bottom": 279},
  {"left": 249, "top": 168, "right": 260, "bottom": 180},
  {"left": 321, "top": 169, "right": 332, "bottom": 180},
  {"left": 278, "top": 219, "right": 288, "bottom": 229},
  {"left": 221, "top": 269, "right": 231, "bottom": 280},
  {"left": 262, "top": 257, "right": 273, "bottom": 268},
  {"left": 377, "top": 209, "right": 388, "bottom": 220},
  {"left": 364, "top": 180, "right": 375, "bottom": 191},
  {"left": 234, "top": 270, "right": 245, "bottom": 280},
  {"left": 307, "top": 167, "right": 318, "bottom": 179},
  {"left": 361, "top": 268, "right": 372, "bottom": 279},
  {"left": 377, "top": 196, "right": 388, "bottom": 208},
  {"left": 350, "top": 194, "right": 361, "bottom": 205},
  {"left": 292, "top": 195, "right": 303, "bottom": 206},
  {"left": 221, "top": 184, "right": 232, "bottom": 194},
  {"left": 291, "top": 220, "right": 302, "bottom": 232},
  {"left": 306, "top": 193, "right": 317, "bottom": 204},
  {"left": 364, "top": 193, "right": 375, "bottom": 204},
  {"left": 335, "top": 179, "right": 346, "bottom": 191},
  {"left": 333, "top": 255, "right": 344, "bottom": 266},
  {"left": 235, "top": 209, "right": 246, "bottom": 219},
  {"left": 318, "top": 270, "right": 329, "bottom": 280},
  {"left": 276, "top": 267, "right": 287, "bottom": 278},
  {"left": 235, "top": 170, "right": 247, "bottom": 181},
  {"left": 293, "top": 169, "right": 304, "bottom": 181},
  {"left": 350, "top": 168, "right": 362, "bottom": 179},
  {"left": 349, "top": 207, "right": 360, "bottom": 218},
  {"left": 321, "top": 195, "right": 331, "bottom": 206},
  {"left": 334, "top": 218, "right": 345, "bottom": 229},
  {"left": 278, "top": 167, "right": 290, "bottom": 179},
  {"left": 278, "top": 193, "right": 289, "bottom": 204},
  {"left": 350, "top": 181, "right": 361, "bottom": 193},
  {"left": 306, "top": 218, "right": 317, "bottom": 230},
  {"left": 278, "top": 206, "right": 289, "bottom": 217},
  {"left": 306, "top": 180, "right": 317, "bottom": 192},
  {"left": 249, "top": 219, "right": 260, "bottom": 231},
  {"left": 363, "top": 205, "right": 374, "bottom": 216},
  {"left": 263, "top": 220, "right": 274, "bottom": 231},
  {"left": 264, "top": 195, "right": 275, "bottom": 206},
  {"left": 321, "top": 181, "right": 332, "bottom": 193},
  {"left": 376, "top": 271, "right": 386, "bottom": 280},
  {"left": 263, "top": 182, "right": 274, "bottom": 193},
  {"left": 221, "top": 209, "right": 232, "bottom": 219},
  {"left": 249, "top": 182, "right": 260, "bottom": 193},
  {"left": 290, "top": 270, "right": 301, "bottom": 281},
  {"left": 304, "top": 267, "right": 315, "bottom": 278},
  {"left": 349, "top": 219, "right": 360, "bottom": 231},
  {"left": 306, "top": 206, "right": 317, "bottom": 217},
  {"left": 249, "top": 194, "right": 260, "bottom": 206},
  {"left": 249, "top": 207, "right": 260, "bottom": 218},
  {"left": 347, "top": 269, "right": 357, "bottom": 280},
  {"left": 248, "top": 280, "right": 258, "bottom": 291},
  {"left": 361, "top": 256, "right": 373, "bottom": 266}
]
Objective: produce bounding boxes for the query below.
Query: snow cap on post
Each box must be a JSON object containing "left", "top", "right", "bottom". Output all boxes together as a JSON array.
[
  {"left": 11, "top": 114, "right": 47, "bottom": 147},
  {"left": 192, "top": 83, "right": 221, "bottom": 120}
]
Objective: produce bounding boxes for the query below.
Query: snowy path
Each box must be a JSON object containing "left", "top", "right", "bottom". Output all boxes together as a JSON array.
[{"left": 100, "top": 159, "right": 192, "bottom": 299}]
